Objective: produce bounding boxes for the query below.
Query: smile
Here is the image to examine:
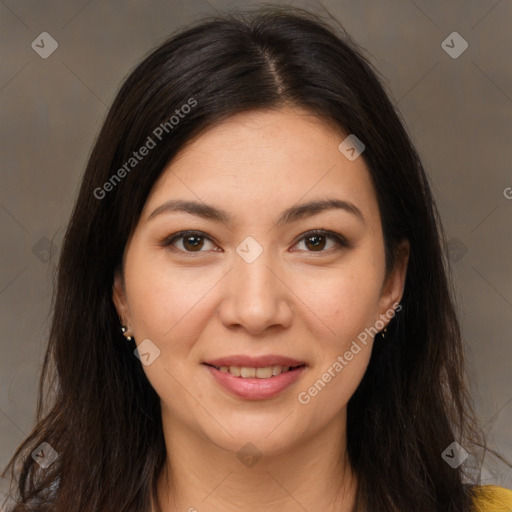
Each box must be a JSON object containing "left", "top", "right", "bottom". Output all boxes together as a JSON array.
[{"left": 202, "top": 357, "right": 307, "bottom": 400}]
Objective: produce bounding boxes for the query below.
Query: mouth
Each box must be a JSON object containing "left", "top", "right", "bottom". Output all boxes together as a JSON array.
[{"left": 202, "top": 355, "right": 307, "bottom": 400}]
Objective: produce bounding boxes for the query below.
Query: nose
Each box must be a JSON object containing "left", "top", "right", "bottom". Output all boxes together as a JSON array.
[{"left": 217, "top": 247, "right": 293, "bottom": 336}]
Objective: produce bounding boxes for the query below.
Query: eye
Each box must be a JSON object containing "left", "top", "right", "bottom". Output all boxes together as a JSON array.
[
  {"left": 292, "top": 229, "right": 349, "bottom": 253},
  {"left": 162, "top": 231, "right": 219, "bottom": 254},
  {"left": 161, "top": 229, "right": 349, "bottom": 256}
]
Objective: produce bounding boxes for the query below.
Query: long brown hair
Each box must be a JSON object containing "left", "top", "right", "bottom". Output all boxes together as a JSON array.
[{"left": 3, "top": 5, "right": 484, "bottom": 511}]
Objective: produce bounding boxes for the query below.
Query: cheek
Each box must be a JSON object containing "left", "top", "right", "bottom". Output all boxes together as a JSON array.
[
  {"left": 123, "top": 249, "right": 224, "bottom": 344},
  {"left": 291, "top": 258, "right": 383, "bottom": 408},
  {"left": 294, "top": 262, "right": 383, "bottom": 345},
  {"left": 294, "top": 273, "right": 380, "bottom": 420}
]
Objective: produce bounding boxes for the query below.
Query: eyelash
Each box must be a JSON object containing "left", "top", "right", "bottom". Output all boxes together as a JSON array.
[{"left": 161, "top": 229, "right": 349, "bottom": 256}]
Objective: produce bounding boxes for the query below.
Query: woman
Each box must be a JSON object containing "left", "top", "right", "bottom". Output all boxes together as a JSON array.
[{"left": 3, "top": 5, "right": 511, "bottom": 512}]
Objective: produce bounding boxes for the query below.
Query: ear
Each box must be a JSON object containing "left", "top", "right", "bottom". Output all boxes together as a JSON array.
[
  {"left": 377, "top": 239, "right": 410, "bottom": 321},
  {"left": 112, "top": 268, "right": 131, "bottom": 327}
]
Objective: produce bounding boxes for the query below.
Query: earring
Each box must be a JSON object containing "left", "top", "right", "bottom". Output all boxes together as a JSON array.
[
  {"left": 380, "top": 327, "right": 388, "bottom": 339},
  {"left": 121, "top": 325, "right": 133, "bottom": 341}
]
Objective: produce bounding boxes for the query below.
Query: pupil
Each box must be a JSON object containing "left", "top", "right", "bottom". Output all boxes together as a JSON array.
[
  {"left": 184, "top": 236, "right": 203, "bottom": 251},
  {"left": 306, "top": 235, "right": 325, "bottom": 251}
]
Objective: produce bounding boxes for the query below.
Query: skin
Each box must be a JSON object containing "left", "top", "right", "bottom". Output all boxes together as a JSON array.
[{"left": 113, "top": 108, "right": 409, "bottom": 512}]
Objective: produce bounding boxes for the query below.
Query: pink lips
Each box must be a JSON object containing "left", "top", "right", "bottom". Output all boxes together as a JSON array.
[{"left": 203, "top": 354, "right": 307, "bottom": 400}]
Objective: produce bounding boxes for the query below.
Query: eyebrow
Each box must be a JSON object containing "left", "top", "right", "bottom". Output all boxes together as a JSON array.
[{"left": 147, "top": 198, "right": 365, "bottom": 226}]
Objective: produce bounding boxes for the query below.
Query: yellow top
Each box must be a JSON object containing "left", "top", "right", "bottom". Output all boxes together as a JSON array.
[{"left": 473, "top": 485, "right": 512, "bottom": 511}]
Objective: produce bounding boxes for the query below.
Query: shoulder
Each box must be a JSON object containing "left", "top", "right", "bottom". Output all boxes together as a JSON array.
[{"left": 472, "top": 485, "right": 512, "bottom": 512}]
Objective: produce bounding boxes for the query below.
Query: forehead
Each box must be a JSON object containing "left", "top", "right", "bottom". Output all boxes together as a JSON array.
[{"left": 143, "top": 108, "right": 380, "bottom": 227}]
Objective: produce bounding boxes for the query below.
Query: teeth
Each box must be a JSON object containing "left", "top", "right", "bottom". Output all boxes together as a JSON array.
[
  {"left": 240, "top": 367, "right": 256, "bottom": 378},
  {"left": 217, "top": 365, "right": 296, "bottom": 378},
  {"left": 256, "top": 367, "right": 273, "bottom": 378},
  {"left": 228, "top": 366, "right": 240, "bottom": 377}
]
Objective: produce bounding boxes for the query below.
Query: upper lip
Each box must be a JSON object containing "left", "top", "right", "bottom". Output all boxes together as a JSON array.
[{"left": 203, "top": 355, "right": 306, "bottom": 368}]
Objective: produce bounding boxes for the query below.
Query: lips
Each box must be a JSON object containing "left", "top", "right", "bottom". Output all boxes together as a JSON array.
[{"left": 202, "top": 354, "right": 307, "bottom": 400}]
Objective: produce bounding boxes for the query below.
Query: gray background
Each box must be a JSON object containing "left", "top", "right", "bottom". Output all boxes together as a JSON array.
[{"left": 1, "top": 0, "right": 511, "bottom": 498}]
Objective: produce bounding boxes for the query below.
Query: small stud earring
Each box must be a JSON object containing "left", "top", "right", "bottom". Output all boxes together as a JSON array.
[
  {"left": 381, "top": 327, "right": 388, "bottom": 339},
  {"left": 121, "top": 325, "right": 133, "bottom": 341}
]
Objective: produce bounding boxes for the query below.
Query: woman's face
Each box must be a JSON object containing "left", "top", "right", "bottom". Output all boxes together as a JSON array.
[{"left": 113, "top": 108, "right": 408, "bottom": 456}]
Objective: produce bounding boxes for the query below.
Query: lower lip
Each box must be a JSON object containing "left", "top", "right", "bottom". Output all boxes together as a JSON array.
[{"left": 204, "top": 364, "right": 306, "bottom": 400}]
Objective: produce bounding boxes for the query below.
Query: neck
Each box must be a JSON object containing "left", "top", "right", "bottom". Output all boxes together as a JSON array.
[{"left": 154, "top": 411, "right": 357, "bottom": 512}]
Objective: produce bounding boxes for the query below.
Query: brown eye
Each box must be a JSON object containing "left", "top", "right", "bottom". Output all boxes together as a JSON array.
[
  {"left": 293, "top": 230, "right": 348, "bottom": 253},
  {"left": 163, "top": 231, "right": 218, "bottom": 253},
  {"left": 304, "top": 234, "right": 327, "bottom": 251},
  {"left": 182, "top": 234, "right": 205, "bottom": 251},
  {"left": 163, "top": 229, "right": 348, "bottom": 255}
]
